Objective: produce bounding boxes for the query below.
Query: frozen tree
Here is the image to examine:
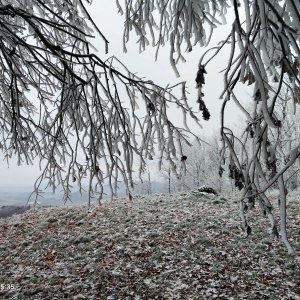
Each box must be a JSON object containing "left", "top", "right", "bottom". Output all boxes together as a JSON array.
[
  {"left": 185, "top": 134, "right": 231, "bottom": 192},
  {"left": 160, "top": 134, "right": 231, "bottom": 193},
  {"left": 2, "top": 0, "right": 299, "bottom": 253},
  {"left": 158, "top": 133, "right": 232, "bottom": 193},
  {"left": 0, "top": 0, "right": 201, "bottom": 204},
  {"left": 120, "top": 0, "right": 300, "bottom": 254}
]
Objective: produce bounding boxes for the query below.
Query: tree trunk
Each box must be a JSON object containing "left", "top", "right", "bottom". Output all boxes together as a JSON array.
[
  {"left": 278, "top": 175, "right": 294, "bottom": 255},
  {"left": 168, "top": 168, "right": 171, "bottom": 194},
  {"left": 260, "top": 194, "right": 278, "bottom": 239},
  {"left": 239, "top": 197, "right": 251, "bottom": 236},
  {"left": 147, "top": 170, "right": 151, "bottom": 195}
]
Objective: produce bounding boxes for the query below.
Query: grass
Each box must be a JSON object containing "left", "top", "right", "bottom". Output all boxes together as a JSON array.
[{"left": 0, "top": 191, "right": 299, "bottom": 299}]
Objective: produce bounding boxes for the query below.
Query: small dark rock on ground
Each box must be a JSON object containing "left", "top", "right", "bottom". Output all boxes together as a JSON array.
[{"left": 197, "top": 186, "right": 218, "bottom": 195}]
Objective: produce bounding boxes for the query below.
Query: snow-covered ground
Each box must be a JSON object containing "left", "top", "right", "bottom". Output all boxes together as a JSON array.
[{"left": 0, "top": 191, "right": 299, "bottom": 299}]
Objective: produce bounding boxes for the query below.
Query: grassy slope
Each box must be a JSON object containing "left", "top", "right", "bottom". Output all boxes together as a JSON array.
[{"left": 0, "top": 192, "right": 299, "bottom": 299}]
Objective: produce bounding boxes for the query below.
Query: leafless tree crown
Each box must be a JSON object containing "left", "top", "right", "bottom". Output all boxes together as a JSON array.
[{"left": 0, "top": 0, "right": 202, "bottom": 203}]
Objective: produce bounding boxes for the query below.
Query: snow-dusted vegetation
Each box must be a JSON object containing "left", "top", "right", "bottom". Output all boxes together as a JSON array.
[
  {"left": 0, "top": 1, "right": 300, "bottom": 298},
  {"left": 0, "top": 192, "right": 299, "bottom": 299}
]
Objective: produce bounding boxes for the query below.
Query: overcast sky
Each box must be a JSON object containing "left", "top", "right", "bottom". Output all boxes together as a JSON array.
[{"left": 0, "top": 2, "right": 243, "bottom": 187}]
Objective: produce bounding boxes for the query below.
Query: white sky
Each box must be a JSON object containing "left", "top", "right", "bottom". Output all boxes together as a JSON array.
[{"left": 0, "top": 2, "right": 243, "bottom": 187}]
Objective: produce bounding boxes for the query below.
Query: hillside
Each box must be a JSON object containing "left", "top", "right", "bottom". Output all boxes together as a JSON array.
[{"left": 0, "top": 192, "right": 299, "bottom": 299}]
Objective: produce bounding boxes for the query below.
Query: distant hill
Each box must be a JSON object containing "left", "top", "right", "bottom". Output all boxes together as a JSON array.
[{"left": 0, "top": 180, "right": 169, "bottom": 206}]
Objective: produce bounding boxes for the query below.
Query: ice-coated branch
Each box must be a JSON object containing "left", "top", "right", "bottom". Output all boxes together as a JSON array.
[
  {"left": 119, "top": 0, "right": 300, "bottom": 253},
  {"left": 0, "top": 0, "right": 202, "bottom": 204}
]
